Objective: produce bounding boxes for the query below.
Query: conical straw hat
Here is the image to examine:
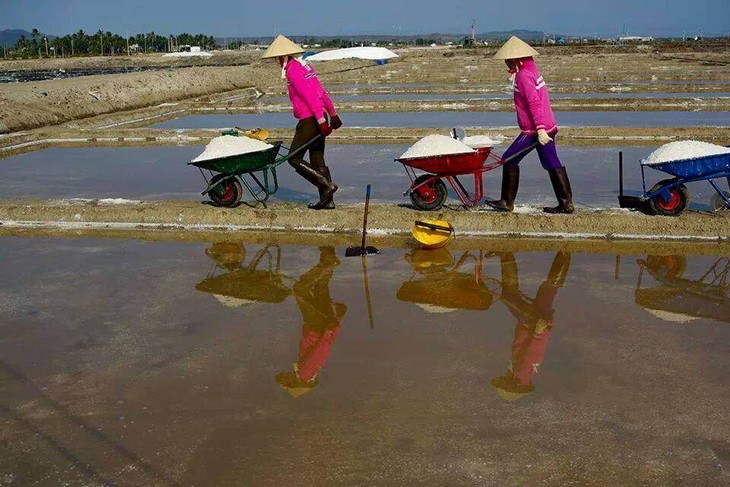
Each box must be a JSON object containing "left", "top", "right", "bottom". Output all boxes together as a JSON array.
[
  {"left": 493, "top": 36, "right": 540, "bottom": 60},
  {"left": 261, "top": 35, "right": 305, "bottom": 59}
]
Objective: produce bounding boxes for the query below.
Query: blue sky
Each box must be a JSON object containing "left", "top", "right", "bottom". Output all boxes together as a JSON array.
[{"left": 2, "top": 0, "right": 728, "bottom": 37}]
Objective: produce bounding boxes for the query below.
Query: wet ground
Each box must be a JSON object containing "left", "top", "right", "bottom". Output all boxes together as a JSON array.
[
  {"left": 1, "top": 236, "right": 729, "bottom": 486},
  {"left": 0, "top": 144, "right": 723, "bottom": 210},
  {"left": 152, "top": 111, "right": 730, "bottom": 130},
  {"left": 266, "top": 92, "right": 730, "bottom": 103},
  {"left": 329, "top": 81, "right": 730, "bottom": 92}
]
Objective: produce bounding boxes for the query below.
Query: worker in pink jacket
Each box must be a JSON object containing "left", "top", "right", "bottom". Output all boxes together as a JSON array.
[
  {"left": 486, "top": 37, "right": 574, "bottom": 214},
  {"left": 261, "top": 35, "right": 342, "bottom": 210}
]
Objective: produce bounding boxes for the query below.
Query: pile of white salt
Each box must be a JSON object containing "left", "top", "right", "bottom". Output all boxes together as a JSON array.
[
  {"left": 399, "top": 135, "right": 475, "bottom": 160},
  {"left": 192, "top": 136, "right": 273, "bottom": 163},
  {"left": 643, "top": 140, "right": 730, "bottom": 165},
  {"left": 462, "top": 135, "right": 503, "bottom": 148}
]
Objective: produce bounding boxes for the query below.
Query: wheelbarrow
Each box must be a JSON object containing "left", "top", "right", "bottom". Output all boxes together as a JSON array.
[
  {"left": 397, "top": 133, "right": 534, "bottom": 211},
  {"left": 635, "top": 255, "right": 730, "bottom": 323},
  {"left": 617, "top": 146, "right": 730, "bottom": 216},
  {"left": 189, "top": 131, "right": 321, "bottom": 208},
  {"left": 396, "top": 248, "right": 494, "bottom": 312}
]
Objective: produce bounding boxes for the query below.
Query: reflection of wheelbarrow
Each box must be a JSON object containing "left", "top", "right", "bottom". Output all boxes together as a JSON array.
[
  {"left": 618, "top": 147, "right": 730, "bottom": 215},
  {"left": 196, "top": 244, "right": 295, "bottom": 306},
  {"left": 397, "top": 137, "right": 535, "bottom": 211},
  {"left": 636, "top": 255, "right": 730, "bottom": 323},
  {"left": 188, "top": 131, "right": 322, "bottom": 208},
  {"left": 397, "top": 249, "right": 493, "bottom": 312}
]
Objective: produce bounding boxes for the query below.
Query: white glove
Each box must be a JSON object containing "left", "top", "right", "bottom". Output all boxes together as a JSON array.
[{"left": 537, "top": 129, "right": 552, "bottom": 146}]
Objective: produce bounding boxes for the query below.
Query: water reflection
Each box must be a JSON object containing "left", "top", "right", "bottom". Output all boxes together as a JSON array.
[
  {"left": 490, "top": 252, "right": 571, "bottom": 400},
  {"left": 276, "top": 247, "right": 346, "bottom": 397},
  {"left": 396, "top": 248, "right": 571, "bottom": 399},
  {"left": 397, "top": 248, "right": 493, "bottom": 312},
  {"left": 196, "top": 244, "right": 346, "bottom": 397},
  {"left": 636, "top": 255, "right": 730, "bottom": 323},
  {"left": 196, "top": 243, "right": 293, "bottom": 306}
]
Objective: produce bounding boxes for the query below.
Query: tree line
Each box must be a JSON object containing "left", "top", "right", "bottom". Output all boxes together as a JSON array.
[{"left": 6, "top": 29, "right": 218, "bottom": 58}]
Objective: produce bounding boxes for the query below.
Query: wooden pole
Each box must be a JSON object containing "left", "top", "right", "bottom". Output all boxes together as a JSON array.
[{"left": 618, "top": 151, "right": 624, "bottom": 198}]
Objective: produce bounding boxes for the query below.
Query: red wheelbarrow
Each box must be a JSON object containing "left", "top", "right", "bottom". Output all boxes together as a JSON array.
[{"left": 397, "top": 141, "right": 534, "bottom": 211}]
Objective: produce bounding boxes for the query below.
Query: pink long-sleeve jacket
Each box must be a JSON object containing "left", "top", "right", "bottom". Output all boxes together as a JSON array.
[
  {"left": 513, "top": 58, "right": 558, "bottom": 135},
  {"left": 285, "top": 58, "right": 336, "bottom": 121}
]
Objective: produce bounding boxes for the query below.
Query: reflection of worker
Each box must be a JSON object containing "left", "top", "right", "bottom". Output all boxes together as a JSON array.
[
  {"left": 276, "top": 247, "right": 347, "bottom": 397},
  {"left": 491, "top": 252, "right": 571, "bottom": 400},
  {"left": 485, "top": 37, "right": 574, "bottom": 214},
  {"left": 261, "top": 35, "right": 341, "bottom": 210}
]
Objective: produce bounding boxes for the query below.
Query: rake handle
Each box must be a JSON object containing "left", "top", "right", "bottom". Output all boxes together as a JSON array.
[
  {"left": 361, "top": 184, "right": 371, "bottom": 250},
  {"left": 414, "top": 220, "right": 453, "bottom": 233}
]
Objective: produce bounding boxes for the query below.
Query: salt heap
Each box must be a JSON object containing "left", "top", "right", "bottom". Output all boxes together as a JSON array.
[
  {"left": 399, "top": 135, "right": 475, "bottom": 160},
  {"left": 462, "top": 135, "right": 503, "bottom": 148},
  {"left": 643, "top": 140, "right": 730, "bottom": 165},
  {"left": 192, "top": 136, "right": 273, "bottom": 163}
]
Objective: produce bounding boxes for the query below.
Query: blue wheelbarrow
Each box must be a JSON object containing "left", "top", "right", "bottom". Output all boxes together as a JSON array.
[{"left": 618, "top": 146, "right": 730, "bottom": 216}]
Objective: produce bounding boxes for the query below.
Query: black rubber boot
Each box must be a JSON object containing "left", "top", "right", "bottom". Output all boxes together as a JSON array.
[
  {"left": 308, "top": 167, "right": 336, "bottom": 210},
  {"left": 485, "top": 165, "right": 520, "bottom": 212},
  {"left": 544, "top": 167, "right": 575, "bottom": 214},
  {"left": 296, "top": 164, "right": 338, "bottom": 210}
]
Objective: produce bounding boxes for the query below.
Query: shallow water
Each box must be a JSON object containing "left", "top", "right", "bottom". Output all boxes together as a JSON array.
[
  {"left": 266, "top": 92, "right": 730, "bottom": 103},
  {"left": 331, "top": 81, "right": 730, "bottom": 91},
  {"left": 153, "top": 111, "right": 730, "bottom": 130},
  {"left": 0, "top": 236, "right": 728, "bottom": 485},
  {"left": 4, "top": 144, "right": 722, "bottom": 209}
]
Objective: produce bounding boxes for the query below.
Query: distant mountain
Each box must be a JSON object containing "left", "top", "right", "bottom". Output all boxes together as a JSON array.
[{"left": 0, "top": 29, "right": 55, "bottom": 46}]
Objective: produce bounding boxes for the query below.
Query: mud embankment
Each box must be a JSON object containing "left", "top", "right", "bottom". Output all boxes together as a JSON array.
[
  {"left": 0, "top": 200, "right": 728, "bottom": 241},
  {"left": 0, "top": 66, "right": 276, "bottom": 134}
]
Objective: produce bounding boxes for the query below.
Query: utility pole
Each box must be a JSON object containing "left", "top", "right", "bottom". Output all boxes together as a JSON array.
[
  {"left": 71, "top": 37, "right": 74, "bottom": 56},
  {"left": 126, "top": 31, "right": 130, "bottom": 56},
  {"left": 44, "top": 36, "right": 49, "bottom": 56},
  {"left": 471, "top": 19, "right": 476, "bottom": 42},
  {"left": 100, "top": 32, "right": 104, "bottom": 56}
]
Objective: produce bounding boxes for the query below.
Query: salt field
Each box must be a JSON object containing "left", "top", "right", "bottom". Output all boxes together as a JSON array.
[
  {"left": 4, "top": 144, "right": 720, "bottom": 209},
  {"left": 2, "top": 12, "right": 730, "bottom": 487},
  {"left": 152, "top": 111, "right": 730, "bottom": 130},
  {"left": 1, "top": 236, "right": 728, "bottom": 485},
  {"left": 266, "top": 92, "right": 730, "bottom": 103}
]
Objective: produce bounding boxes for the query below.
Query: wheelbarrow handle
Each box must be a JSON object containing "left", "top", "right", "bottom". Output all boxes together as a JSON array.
[
  {"left": 414, "top": 220, "right": 454, "bottom": 233},
  {"left": 499, "top": 141, "right": 539, "bottom": 165},
  {"left": 278, "top": 135, "right": 323, "bottom": 163}
]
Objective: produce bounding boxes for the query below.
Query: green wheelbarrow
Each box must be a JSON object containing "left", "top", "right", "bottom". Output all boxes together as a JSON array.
[{"left": 189, "top": 132, "right": 322, "bottom": 208}]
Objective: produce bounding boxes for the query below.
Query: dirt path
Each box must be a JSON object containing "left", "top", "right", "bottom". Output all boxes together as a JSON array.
[{"left": 1, "top": 199, "right": 728, "bottom": 241}]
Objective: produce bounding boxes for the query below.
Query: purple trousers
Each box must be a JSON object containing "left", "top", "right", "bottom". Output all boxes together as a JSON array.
[{"left": 502, "top": 131, "right": 563, "bottom": 171}]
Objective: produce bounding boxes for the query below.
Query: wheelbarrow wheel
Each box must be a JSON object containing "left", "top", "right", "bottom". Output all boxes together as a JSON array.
[
  {"left": 647, "top": 179, "right": 688, "bottom": 216},
  {"left": 209, "top": 175, "right": 242, "bottom": 208},
  {"left": 410, "top": 175, "right": 447, "bottom": 211}
]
